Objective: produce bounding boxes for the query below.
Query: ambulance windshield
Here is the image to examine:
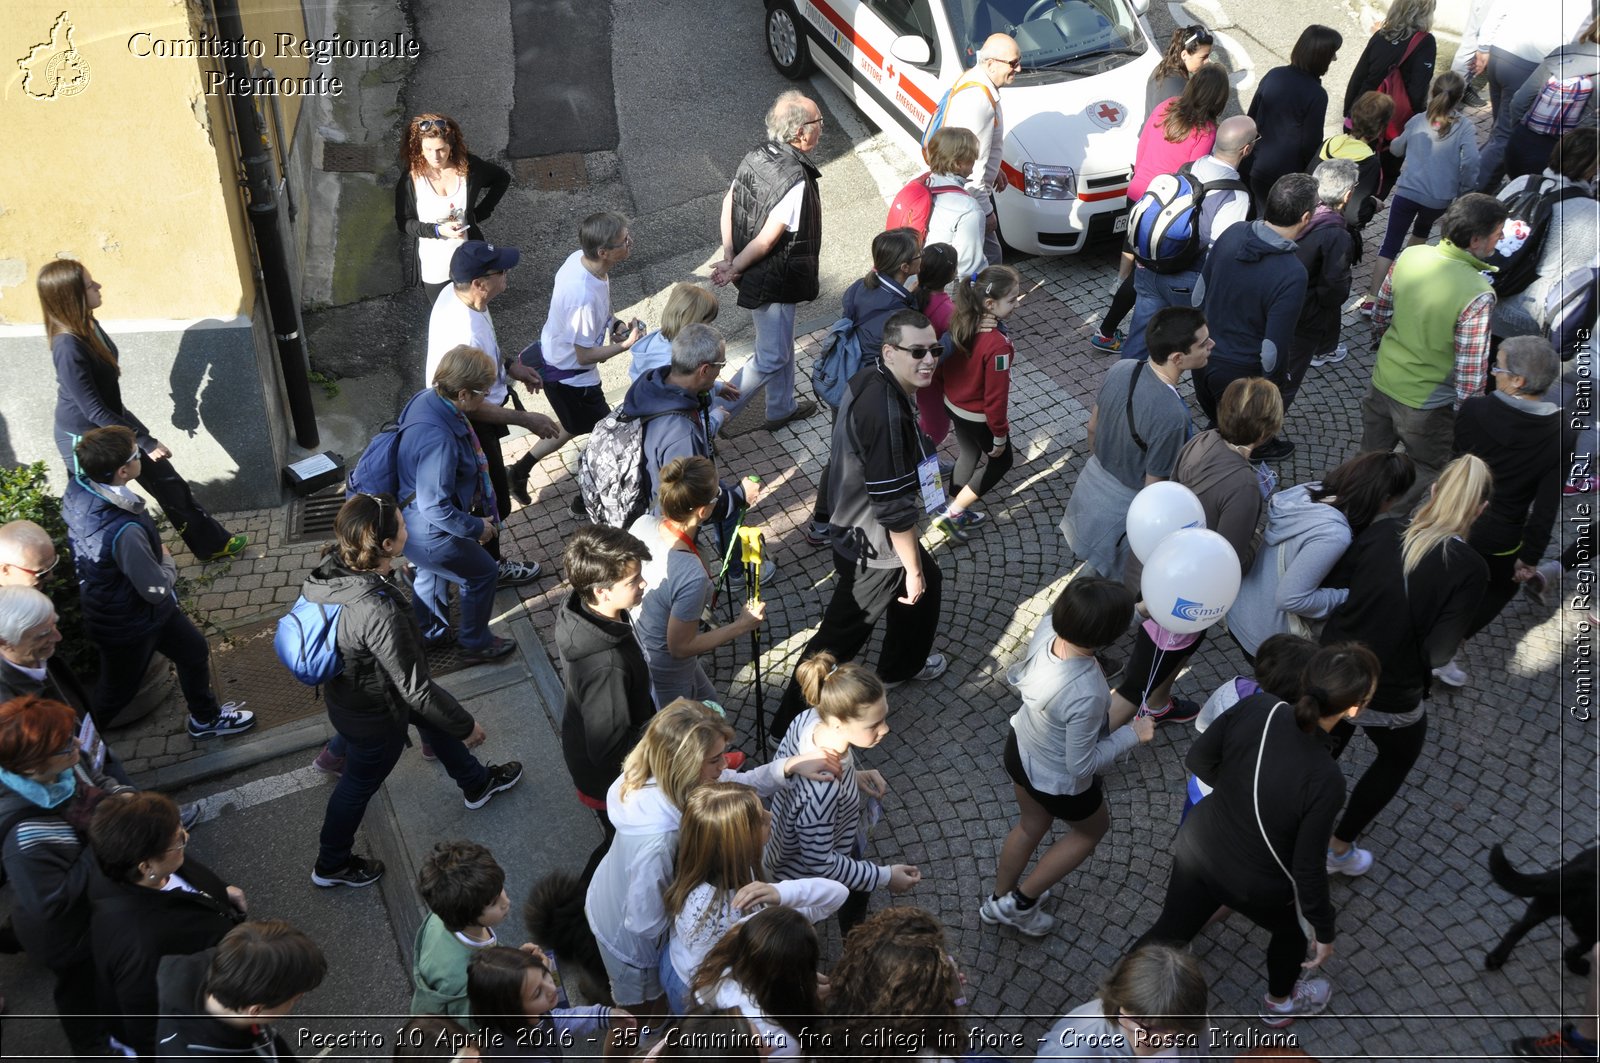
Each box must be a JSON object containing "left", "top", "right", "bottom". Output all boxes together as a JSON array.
[{"left": 942, "top": 0, "right": 1145, "bottom": 73}]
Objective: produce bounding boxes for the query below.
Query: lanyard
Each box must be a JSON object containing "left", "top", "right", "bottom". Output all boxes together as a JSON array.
[{"left": 666, "top": 521, "right": 710, "bottom": 578}]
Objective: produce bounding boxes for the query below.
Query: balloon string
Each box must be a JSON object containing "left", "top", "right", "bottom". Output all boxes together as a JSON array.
[{"left": 1138, "top": 642, "right": 1167, "bottom": 716}]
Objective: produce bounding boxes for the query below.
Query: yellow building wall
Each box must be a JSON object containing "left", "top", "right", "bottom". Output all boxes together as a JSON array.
[{"left": 1, "top": 0, "right": 310, "bottom": 326}]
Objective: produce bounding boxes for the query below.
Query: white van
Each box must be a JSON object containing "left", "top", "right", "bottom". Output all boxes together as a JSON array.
[{"left": 763, "top": 0, "right": 1160, "bottom": 255}]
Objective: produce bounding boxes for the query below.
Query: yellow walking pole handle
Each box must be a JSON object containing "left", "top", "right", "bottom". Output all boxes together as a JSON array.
[{"left": 735, "top": 526, "right": 765, "bottom": 603}]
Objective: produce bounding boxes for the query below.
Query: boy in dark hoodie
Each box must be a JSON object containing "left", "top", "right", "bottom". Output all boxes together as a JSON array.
[
  {"left": 556, "top": 524, "right": 655, "bottom": 872},
  {"left": 1192, "top": 174, "right": 1315, "bottom": 445},
  {"left": 153, "top": 919, "right": 326, "bottom": 1061},
  {"left": 1284, "top": 160, "right": 1359, "bottom": 412}
]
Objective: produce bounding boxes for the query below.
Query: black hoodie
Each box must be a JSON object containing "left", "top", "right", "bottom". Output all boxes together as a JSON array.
[
  {"left": 1455, "top": 392, "right": 1569, "bottom": 563},
  {"left": 153, "top": 948, "right": 299, "bottom": 1060},
  {"left": 299, "top": 555, "right": 474, "bottom": 742},
  {"left": 555, "top": 590, "right": 655, "bottom": 801}
]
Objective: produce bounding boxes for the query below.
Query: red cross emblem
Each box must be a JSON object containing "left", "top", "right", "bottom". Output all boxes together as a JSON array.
[{"left": 1097, "top": 103, "right": 1120, "bottom": 122}]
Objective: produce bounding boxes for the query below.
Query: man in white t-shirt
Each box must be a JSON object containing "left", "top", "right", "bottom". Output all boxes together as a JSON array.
[
  {"left": 426, "top": 240, "right": 558, "bottom": 586},
  {"left": 939, "top": 33, "right": 1020, "bottom": 266},
  {"left": 711, "top": 91, "right": 825, "bottom": 431}
]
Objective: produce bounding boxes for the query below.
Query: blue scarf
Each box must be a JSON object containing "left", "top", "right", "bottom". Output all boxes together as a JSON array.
[{"left": 0, "top": 764, "right": 77, "bottom": 809}]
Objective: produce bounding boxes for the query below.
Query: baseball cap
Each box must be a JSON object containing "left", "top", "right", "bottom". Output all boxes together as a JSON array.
[{"left": 450, "top": 240, "right": 521, "bottom": 283}]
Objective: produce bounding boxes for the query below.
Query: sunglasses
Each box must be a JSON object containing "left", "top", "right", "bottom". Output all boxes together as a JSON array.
[
  {"left": 415, "top": 118, "right": 450, "bottom": 135},
  {"left": 892, "top": 344, "right": 942, "bottom": 360},
  {"left": 1184, "top": 25, "right": 1215, "bottom": 47},
  {"left": 8, "top": 555, "right": 59, "bottom": 579}
]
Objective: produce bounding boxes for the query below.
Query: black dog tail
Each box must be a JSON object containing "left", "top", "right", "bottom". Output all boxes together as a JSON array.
[
  {"left": 1489, "top": 844, "right": 1560, "bottom": 897},
  {"left": 523, "top": 870, "right": 598, "bottom": 956}
]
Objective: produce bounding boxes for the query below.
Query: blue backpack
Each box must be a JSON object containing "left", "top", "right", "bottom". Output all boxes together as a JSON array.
[
  {"left": 1128, "top": 164, "right": 1250, "bottom": 274},
  {"left": 346, "top": 421, "right": 417, "bottom": 506},
  {"left": 274, "top": 596, "right": 343, "bottom": 685},
  {"left": 921, "top": 78, "right": 996, "bottom": 161},
  {"left": 811, "top": 318, "right": 863, "bottom": 409}
]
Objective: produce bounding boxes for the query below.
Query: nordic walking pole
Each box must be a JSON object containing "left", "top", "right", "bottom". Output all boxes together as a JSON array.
[{"left": 735, "top": 525, "right": 767, "bottom": 755}]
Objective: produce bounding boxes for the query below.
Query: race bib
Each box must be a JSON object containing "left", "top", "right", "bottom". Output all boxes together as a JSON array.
[{"left": 917, "top": 453, "right": 946, "bottom": 514}]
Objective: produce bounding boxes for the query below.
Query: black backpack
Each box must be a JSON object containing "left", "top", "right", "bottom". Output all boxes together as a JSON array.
[
  {"left": 1489, "top": 179, "right": 1587, "bottom": 297},
  {"left": 1127, "top": 162, "right": 1252, "bottom": 274}
]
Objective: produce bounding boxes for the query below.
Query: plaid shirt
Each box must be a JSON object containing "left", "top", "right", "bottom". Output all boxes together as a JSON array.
[{"left": 1373, "top": 270, "right": 1497, "bottom": 408}]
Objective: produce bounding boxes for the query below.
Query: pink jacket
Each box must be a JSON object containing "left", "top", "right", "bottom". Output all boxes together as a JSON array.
[{"left": 1128, "top": 99, "right": 1218, "bottom": 201}]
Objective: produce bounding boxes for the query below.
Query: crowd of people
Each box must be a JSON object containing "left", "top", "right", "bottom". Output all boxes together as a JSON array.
[{"left": 2, "top": 0, "right": 1594, "bottom": 1058}]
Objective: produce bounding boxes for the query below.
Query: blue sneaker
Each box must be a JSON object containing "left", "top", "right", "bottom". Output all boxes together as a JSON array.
[{"left": 1090, "top": 329, "right": 1124, "bottom": 353}]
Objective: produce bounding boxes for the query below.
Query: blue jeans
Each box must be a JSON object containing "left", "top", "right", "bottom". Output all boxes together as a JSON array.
[
  {"left": 315, "top": 723, "right": 487, "bottom": 871},
  {"left": 1121, "top": 266, "right": 1202, "bottom": 363},
  {"left": 404, "top": 524, "right": 498, "bottom": 650},
  {"left": 722, "top": 301, "right": 798, "bottom": 420}
]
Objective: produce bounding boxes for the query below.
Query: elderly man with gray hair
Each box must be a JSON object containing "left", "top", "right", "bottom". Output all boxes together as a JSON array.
[
  {"left": 620, "top": 322, "right": 766, "bottom": 529},
  {"left": 1282, "top": 157, "right": 1360, "bottom": 410},
  {"left": 712, "top": 91, "right": 825, "bottom": 432}
]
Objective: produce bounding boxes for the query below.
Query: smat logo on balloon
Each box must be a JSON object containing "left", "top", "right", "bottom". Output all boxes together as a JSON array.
[{"left": 1171, "top": 597, "right": 1224, "bottom": 623}]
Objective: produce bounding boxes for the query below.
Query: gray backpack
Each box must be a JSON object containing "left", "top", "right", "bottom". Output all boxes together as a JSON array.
[{"left": 576, "top": 408, "right": 695, "bottom": 527}]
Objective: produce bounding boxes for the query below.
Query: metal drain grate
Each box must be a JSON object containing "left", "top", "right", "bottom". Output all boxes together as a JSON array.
[
  {"left": 286, "top": 484, "right": 345, "bottom": 544},
  {"left": 514, "top": 153, "right": 588, "bottom": 191},
  {"left": 321, "top": 142, "right": 386, "bottom": 173}
]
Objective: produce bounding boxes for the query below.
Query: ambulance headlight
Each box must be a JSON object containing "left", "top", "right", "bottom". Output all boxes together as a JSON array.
[{"left": 1021, "top": 162, "right": 1077, "bottom": 200}]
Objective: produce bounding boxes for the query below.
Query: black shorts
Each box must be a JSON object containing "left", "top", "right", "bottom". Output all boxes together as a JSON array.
[
  {"left": 544, "top": 380, "right": 610, "bottom": 436},
  {"left": 1004, "top": 729, "right": 1105, "bottom": 823}
]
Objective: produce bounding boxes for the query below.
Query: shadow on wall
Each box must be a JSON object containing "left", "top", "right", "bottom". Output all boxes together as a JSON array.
[
  {"left": 0, "top": 413, "right": 16, "bottom": 470},
  {"left": 166, "top": 318, "right": 269, "bottom": 500}
]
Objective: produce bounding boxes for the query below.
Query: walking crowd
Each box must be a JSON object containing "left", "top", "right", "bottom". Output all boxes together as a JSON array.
[{"left": 1, "top": 0, "right": 1595, "bottom": 1058}]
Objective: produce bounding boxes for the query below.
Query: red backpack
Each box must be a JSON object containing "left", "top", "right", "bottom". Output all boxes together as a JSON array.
[
  {"left": 1378, "top": 32, "right": 1429, "bottom": 143},
  {"left": 885, "top": 172, "right": 970, "bottom": 242}
]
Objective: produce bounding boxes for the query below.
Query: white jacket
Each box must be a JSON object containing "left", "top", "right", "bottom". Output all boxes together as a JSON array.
[
  {"left": 923, "top": 174, "right": 988, "bottom": 278},
  {"left": 698, "top": 974, "right": 805, "bottom": 1058},
  {"left": 940, "top": 67, "right": 1004, "bottom": 213},
  {"left": 668, "top": 876, "right": 846, "bottom": 987},
  {"left": 586, "top": 761, "right": 787, "bottom": 968}
]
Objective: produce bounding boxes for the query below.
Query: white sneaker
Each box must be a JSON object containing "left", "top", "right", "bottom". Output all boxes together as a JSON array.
[
  {"left": 885, "top": 654, "right": 947, "bottom": 688},
  {"left": 1523, "top": 559, "right": 1564, "bottom": 605},
  {"left": 1432, "top": 656, "right": 1468, "bottom": 688},
  {"left": 979, "top": 892, "right": 1055, "bottom": 936},
  {"left": 1309, "top": 343, "right": 1349, "bottom": 369},
  {"left": 1326, "top": 845, "right": 1374, "bottom": 876},
  {"left": 1260, "top": 977, "right": 1333, "bottom": 1027}
]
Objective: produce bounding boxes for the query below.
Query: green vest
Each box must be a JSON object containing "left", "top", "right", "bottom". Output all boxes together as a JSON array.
[{"left": 1372, "top": 240, "right": 1494, "bottom": 410}]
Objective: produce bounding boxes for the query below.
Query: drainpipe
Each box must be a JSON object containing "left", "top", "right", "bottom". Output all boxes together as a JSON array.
[{"left": 206, "top": 0, "right": 320, "bottom": 448}]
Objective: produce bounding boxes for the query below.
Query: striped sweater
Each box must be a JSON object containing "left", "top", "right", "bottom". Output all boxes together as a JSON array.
[{"left": 763, "top": 710, "right": 891, "bottom": 893}]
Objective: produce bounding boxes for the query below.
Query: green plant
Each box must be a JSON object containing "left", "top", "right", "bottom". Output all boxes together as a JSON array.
[
  {"left": 0, "top": 462, "right": 97, "bottom": 680},
  {"left": 308, "top": 369, "right": 341, "bottom": 399}
]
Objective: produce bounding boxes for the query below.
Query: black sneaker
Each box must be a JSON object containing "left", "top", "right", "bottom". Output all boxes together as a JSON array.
[
  {"left": 764, "top": 398, "right": 819, "bottom": 431},
  {"left": 460, "top": 636, "right": 517, "bottom": 664},
  {"left": 1144, "top": 697, "right": 1201, "bottom": 725},
  {"left": 1095, "top": 652, "right": 1125, "bottom": 683},
  {"left": 464, "top": 761, "right": 524, "bottom": 809},
  {"left": 569, "top": 495, "right": 588, "bottom": 519},
  {"left": 1252, "top": 436, "right": 1296, "bottom": 461},
  {"left": 311, "top": 854, "right": 386, "bottom": 889},
  {"left": 508, "top": 453, "right": 536, "bottom": 507}
]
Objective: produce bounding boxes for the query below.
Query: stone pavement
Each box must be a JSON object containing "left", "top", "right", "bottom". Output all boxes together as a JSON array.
[{"left": 78, "top": 105, "right": 1592, "bottom": 1061}]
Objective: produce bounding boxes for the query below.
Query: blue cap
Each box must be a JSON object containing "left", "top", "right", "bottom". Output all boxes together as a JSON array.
[{"left": 450, "top": 240, "right": 521, "bottom": 283}]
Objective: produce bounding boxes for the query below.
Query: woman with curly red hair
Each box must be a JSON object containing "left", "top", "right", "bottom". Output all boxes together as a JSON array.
[{"left": 394, "top": 113, "right": 512, "bottom": 305}]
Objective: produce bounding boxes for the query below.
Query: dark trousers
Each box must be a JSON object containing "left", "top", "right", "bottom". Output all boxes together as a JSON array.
[
  {"left": 1103, "top": 273, "right": 1136, "bottom": 335},
  {"left": 837, "top": 888, "right": 873, "bottom": 940},
  {"left": 1193, "top": 360, "right": 1261, "bottom": 426},
  {"left": 316, "top": 723, "right": 487, "bottom": 872},
  {"left": 948, "top": 419, "right": 1014, "bottom": 499},
  {"left": 93, "top": 610, "right": 219, "bottom": 728},
  {"left": 772, "top": 547, "right": 943, "bottom": 740},
  {"left": 134, "top": 453, "right": 232, "bottom": 559},
  {"left": 1114, "top": 626, "right": 1206, "bottom": 707},
  {"left": 423, "top": 279, "right": 449, "bottom": 307},
  {"left": 1326, "top": 713, "right": 1428, "bottom": 843},
  {"left": 54, "top": 954, "right": 108, "bottom": 1059},
  {"left": 468, "top": 416, "right": 510, "bottom": 563},
  {"left": 812, "top": 460, "right": 833, "bottom": 524},
  {"left": 1137, "top": 853, "right": 1307, "bottom": 998},
  {"left": 1466, "top": 548, "right": 1520, "bottom": 640},
  {"left": 1280, "top": 333, "right": 1328, "bottom": 411}
]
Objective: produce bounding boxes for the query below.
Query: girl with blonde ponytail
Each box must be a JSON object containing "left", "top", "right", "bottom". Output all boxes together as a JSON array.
[
  {"left": 765, "top": 653, "right": 922, "bottom": 937},
  {"left": 1318, "top": 454, "right": 1490, "bottom": 875}
]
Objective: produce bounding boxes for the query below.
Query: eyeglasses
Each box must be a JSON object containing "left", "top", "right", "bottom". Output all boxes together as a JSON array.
[
  {"left": 165, "top": 826, "right": 189, "bottom": 853},
  {"left": 1490, "top": 366, "right": 1513, "bottom": 376},
  {"left": 603, "top": 234, "right": 634, "bottom": 251},
  {"left": 891, "top": 344, "right": 942, "bottom": 360},
  {"left": 47, "top": 736, "right": 80, "bottom": 759},
  {"left": 6, "top": 555, "right": 59, "bottom": 579},
  {"left": 415, "top": 118, "right": 449, "bottom": 134},
  {"left": 801, "top": 117, "right": 825, "bottom": 129},
  {"left": 988, "top": 55, "right": 1023, "bottom": 70},
  {"left": 705, "top": 360, "right": 727, "bottom": 371},
  {"left": 1183, "top": 25, "right": 1215, "bottom": 47}
]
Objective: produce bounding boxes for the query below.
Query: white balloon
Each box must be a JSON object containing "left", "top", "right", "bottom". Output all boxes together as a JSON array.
[
  {"left": 1140, "top": 528, "right": 1242, "bottom": 635},
  {"left": 1125, "top": 481, "right": 1207, "bottom": 562}
]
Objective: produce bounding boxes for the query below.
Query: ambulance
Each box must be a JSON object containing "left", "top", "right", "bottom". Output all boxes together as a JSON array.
[{"left": 762, "top": 0, "right": 1161, "bottom": 255}]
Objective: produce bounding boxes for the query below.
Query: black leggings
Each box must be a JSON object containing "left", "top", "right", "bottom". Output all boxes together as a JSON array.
[
  {"left": 1103, "top": 273, "right": 1136, "bottom": 335},
  {"left": 1136, "top": 854, "right": 1307, "bottom": 998},
  {"left": 1326, "top": 714, "right": 1428, "bottom": 843},
  {"left": 948, "top": 416, "right": 1014, "bottom": 500},
  {"left": 1114, "top": 625, "right": 1207, "bottom": 706},
  {"left": 838, "top": 888, "right": 873, "bottom": 940}
]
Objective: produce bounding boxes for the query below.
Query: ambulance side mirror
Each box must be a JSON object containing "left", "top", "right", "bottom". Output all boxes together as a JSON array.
[{"left": 890, "top": 35, "right": 933, "bottom": 66}]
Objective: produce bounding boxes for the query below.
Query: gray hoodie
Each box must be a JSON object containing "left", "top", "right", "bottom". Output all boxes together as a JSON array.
[
  {"left": 1007, "top": 616, "right": 1137, "bottom": 796},
  {"left": 1229, "top": 482, "right": 1353, "bottom": 656}
]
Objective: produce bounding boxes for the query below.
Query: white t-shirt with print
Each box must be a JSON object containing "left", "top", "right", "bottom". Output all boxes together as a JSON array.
[{"left": 426, "top": 288, "right": 508, "bottom": 405}]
